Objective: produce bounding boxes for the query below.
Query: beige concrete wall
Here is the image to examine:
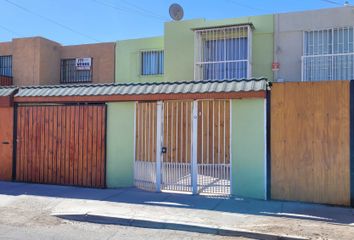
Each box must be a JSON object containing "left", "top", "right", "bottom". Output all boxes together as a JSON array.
[
  {"left": 61, "top": 42, "right": 115, "bottom": 84},
  {"left": 275, "top": 7, "right": 354, "bottom": 82}
]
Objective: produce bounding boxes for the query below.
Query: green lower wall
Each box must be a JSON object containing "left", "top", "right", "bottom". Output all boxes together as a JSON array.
[
  {"left": 106, "top": 102, "right": 135, "bottom": 188},
  {"left": 231, "top": 98, "right": 266, "bottom": 199}
]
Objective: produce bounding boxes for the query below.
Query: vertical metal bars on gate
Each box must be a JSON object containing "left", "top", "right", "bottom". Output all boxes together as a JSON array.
[
  {"left": 134, "top": 100, "right": 231, "bottom": 196},
  {"left": 161, "top": 101, "right": 193, "bottom": 193},
  {"left": 197, "top": 100, "right": 231, "bottom": 195},
  {"left": 134, "top": 102, "right": 157, "bottom": 191}
]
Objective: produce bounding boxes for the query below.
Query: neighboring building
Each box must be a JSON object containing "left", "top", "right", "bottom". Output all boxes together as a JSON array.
[
  {"left": 275, "top": 7, "right": 354, "bottom": 82},
  {"left": 116, "top": 15, "right": 274, "bottom": 83},
  {"left": 0, "top": 37, "right": 115, "bottom": 86}
]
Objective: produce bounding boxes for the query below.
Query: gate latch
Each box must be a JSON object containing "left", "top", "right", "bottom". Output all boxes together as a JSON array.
[{"left": 161, "top": 147, "right": 167, "bottom": 154}]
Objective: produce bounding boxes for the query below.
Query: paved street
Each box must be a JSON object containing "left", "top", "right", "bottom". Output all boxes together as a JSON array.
[
  {"left": 0, "top": 222, "right": 247, "bottom": 240},
  {"left": 0, "top": 182, "right": 353, "bottom": 239}
]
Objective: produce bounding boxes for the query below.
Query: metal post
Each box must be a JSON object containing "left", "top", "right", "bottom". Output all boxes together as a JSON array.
[
  {"left": 191, "top": 100, "right": 198, "bottom": 195},
  {"left": 156, "top": 101, "right": 163, "bottom": 192}
]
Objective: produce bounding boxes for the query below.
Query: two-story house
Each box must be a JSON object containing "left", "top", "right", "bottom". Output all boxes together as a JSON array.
[
  {"left": 0, "top": 37, "right": 115, "bottom": 86},
  {"left": 116, "top": 6, "right": 354, "bottom": 83}
]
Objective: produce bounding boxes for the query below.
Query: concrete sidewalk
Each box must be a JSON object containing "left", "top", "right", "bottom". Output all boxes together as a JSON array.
[{"left": 0, "top": 181, "right": 353, "bottom": 239}]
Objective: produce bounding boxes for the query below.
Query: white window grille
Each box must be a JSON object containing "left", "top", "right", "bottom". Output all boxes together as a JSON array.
[
  {"left": 194, "top": 25, "right": 252, "bottom": 81},
  {"left": 141, "top": 50, "right": 164, "bottom": 75},
  {"left": 302, "top": 27, "right": 354, "bottom": 81}
]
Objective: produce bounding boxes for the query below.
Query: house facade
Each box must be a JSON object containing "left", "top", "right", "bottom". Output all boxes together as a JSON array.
[
  {"left": 116, "top": 6, "right": 354, "bottom": 84},
  {"left": 116, "top": 15, "right": 274, "bottom": 83},
  {"left": 0, "top": 6, "right": 353, "bottom": 207},
  {"left": 0, "top": 37, "right": 115, "bottom": 86}
]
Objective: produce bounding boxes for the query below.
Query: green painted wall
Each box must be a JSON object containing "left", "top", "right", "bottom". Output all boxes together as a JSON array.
[
  {"left": 231, "top": 98, "right": 266, "bottom": 199},
  {"left": 164, "top": 15, "right": 274, "bottom": 82},
  {"left": 115, "top": 15, "right": 274, "bottom": 83},
  {"left": 106, "top": 102, "right": 135, "bottom": 188},
  {"left": 116, "top": 36, "right": 164, "bottom": 83}
]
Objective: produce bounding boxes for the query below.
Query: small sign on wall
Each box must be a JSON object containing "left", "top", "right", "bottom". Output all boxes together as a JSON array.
[
  {"left": 75, "top": 58, "right": 92, "bottom": 70},
  {"left": 272, "top": 62, "right": 280, "bottom": 71}
]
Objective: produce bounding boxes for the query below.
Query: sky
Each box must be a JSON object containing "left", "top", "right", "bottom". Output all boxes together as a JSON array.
[{"left": 0, "top": 0, "right": 350, "bottom": 45}]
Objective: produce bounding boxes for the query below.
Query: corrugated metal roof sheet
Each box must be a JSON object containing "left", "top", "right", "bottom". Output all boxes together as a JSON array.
[
  {"left": 0, "top": 87, "right": 17, "bottom": 97},
  {"left": 14, "top": 78, "right": 268, "bottom": 98}
]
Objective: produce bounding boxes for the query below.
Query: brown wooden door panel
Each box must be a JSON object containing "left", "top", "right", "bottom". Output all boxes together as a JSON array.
[
  {"left": 271, "top": 81, "right": 350, "bottom": 206},
  {"left": 16, "top": 104, "right": 106, "bottom": 188},
  {"left": 0, "top": 107, "right": 14, "bottom": 181},
  {"left": 163, "top": 100, "right": 193, "bottom": 164}
]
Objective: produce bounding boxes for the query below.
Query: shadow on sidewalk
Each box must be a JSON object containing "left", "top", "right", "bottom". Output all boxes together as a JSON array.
[{"left": 0, "top": 181, "right": 353, "bottom": 226}]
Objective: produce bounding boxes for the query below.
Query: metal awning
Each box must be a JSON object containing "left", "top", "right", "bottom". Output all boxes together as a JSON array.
[
  {"left": 0, "top": 87, "right": 17, "bottom": 107},
  {"left": 15, "top": 78, "right": 268, "bottom": 98}
]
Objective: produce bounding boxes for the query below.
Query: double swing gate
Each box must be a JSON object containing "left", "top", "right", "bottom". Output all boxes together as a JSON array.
[{"left": 134, "top": 100, "right": 231, "bottom": 195}]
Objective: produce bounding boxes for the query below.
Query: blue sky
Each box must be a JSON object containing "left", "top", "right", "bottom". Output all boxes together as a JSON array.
[{"left": 0, "top": 0, "right": 349, "bottom": 45}]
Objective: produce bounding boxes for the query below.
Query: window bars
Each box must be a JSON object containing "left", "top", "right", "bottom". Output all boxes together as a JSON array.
[
  {"left": 0, "top": 55, "right": 12, "bottom": 77},
  {"left": 141, "top": 50, "right": 164, "bottom": 75},
  {"left": 194, "top": 25, "right": 252, "bottom": 81},
  {"left": 302, "top": 27, "right": 354, "bottom": 81},
  {"left": 60, "top": 59, "right": 92, "bottom": 84}
]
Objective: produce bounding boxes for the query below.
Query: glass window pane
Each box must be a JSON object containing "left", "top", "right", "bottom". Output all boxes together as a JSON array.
[
  {"left": 0, "top": 56, "right": 12, "bottom": 77},
  {"left": 141, "top": 50, "right": 164, "bottom": 75},
  {"left": 197, "top": 26, "right": 249, "bottom": 81}
]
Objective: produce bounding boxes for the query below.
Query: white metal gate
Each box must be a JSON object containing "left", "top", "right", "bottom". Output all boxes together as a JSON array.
[
  {"left": 161, "top": 100, "right": 193, "bottom": 193},
  {"left": 134, "top": 102, "right": 157, "bottom": 191},
  {"left": 197, "top": 100, "right": 231, "bottom": 195},
  {"left": 134, "top": 100, "right": 231, "bottom": 195}
]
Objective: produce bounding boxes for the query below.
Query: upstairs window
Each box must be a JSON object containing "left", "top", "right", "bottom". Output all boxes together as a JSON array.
[
  {"left": 194, "top": 25, "right": 252, "bottom": 81},
  {"left": 60, "top": 58, "right": 92, "bottom": 84},
  {"left": 302, "top": 27, "right": 354, "bottom": 81},
  {"left": 0, "top": 55, "right": 12, "bottom": 77},
  {"left": 141, "top": 50, "right": 164, "bottom": 75}
]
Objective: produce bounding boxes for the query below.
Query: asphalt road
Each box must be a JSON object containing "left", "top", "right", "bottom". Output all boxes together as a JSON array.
[
  {"left": 0, "top": 220, "right": 249, "bottom": 240},
  {"left": 0, "top": 188, "right": 248, "bottom": 240},
  {"left": 1, "top": 182, "right": 353, "bottom": 240}
]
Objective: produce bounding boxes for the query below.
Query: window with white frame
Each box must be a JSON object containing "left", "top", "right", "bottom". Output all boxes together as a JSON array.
[
  {"left": 194, "top": 25, "right": 251, "bottom": 81},
  {"left": 141, "top": 50, "right": 164, "bottom": 75},
  {"left": 302, "top": 27, "right": 354, "bottom": 81},
  {"left": 0, "top": 55, "right": 12, "bottom": 77}
]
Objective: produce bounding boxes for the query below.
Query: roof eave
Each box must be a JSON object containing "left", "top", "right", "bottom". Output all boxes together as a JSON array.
[{"left": 191, "top": 23, "right": 255, "bottom": 31}]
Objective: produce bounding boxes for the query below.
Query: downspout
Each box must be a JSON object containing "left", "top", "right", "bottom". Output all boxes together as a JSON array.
[{"left": 273, "top": 14, "right": 279, "bottom": 82}]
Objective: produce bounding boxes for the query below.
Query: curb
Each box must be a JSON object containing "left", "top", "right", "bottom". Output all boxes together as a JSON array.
[{"left": 55, "top": 213, "right": 309, "bottom": 240}]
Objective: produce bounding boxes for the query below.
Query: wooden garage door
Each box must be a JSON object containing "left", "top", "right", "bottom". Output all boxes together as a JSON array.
[
  {"left": 271, "top": 81, "right": 350, "bottom": 206},
  {"left": 16, "top": 104, "right": 106, "bottom": 188}
]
